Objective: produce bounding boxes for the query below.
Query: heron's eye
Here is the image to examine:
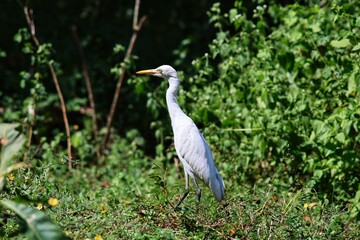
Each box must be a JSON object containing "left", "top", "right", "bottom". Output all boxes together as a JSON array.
[{"left": 157, "top": 69, "right": 162, "bottom": 74}]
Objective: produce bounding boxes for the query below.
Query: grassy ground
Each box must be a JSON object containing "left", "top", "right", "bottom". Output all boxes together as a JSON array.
[{"left": 1, "top": 152, "right": 359, "bottom": 240}]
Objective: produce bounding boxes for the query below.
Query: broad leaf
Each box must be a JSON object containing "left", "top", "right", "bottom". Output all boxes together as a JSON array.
[
  {"left": 0, "top": 123, "right": 25, "bottom": 167},
  {"left": 0, "top": 123, "right": 25, "bottom": 189},
  {"left": 330, "top": 38, "right": 351, "bottom": 48},
  {"left": 1, "top": 199, "right": 68, "bottom": 240}
]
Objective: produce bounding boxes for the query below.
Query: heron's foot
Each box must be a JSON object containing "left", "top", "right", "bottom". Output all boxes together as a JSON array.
[{"left": 174, "top": 191, "right": 189, "bottom": 209}]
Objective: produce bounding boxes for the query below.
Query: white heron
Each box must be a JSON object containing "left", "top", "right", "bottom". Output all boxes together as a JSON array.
[{"left": 136, "top": 65, "right": 225, "bottom": 207}]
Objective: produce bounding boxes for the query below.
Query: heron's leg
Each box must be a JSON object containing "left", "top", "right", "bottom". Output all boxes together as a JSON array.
[
  {"left": 184, "top": 168, "right": 189, "bottom": 190},
  {"left": 175, "top": 191, "right": 189, "bottom": 209},
  {"left": 175, "top": 170, "right": 189, "bottom": 209},
  {"left": 191, "top": 176, "right": 201, "bottom": 202}
]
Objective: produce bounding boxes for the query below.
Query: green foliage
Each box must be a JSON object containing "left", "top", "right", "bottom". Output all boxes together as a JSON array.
[
  {"left": 1, "top": 199, "right": 68, "bottom": 240},
  {"left": 0, "top": 123, "right": 68, "bottom": 239},
  {"left": 0, "top": 123, "right": 25, "bottom": 189},
  {"left": 177, "top": 0, "right": 360, "bottom": 216},
  {"left": 1, "top": 158, "right": 358, "bottom": 239},
  {"left": 0, "top": 0, "right": 359, "bottom": 238},
  {"left": 134, "top": 0, "right": 360, "bottom": 222}
]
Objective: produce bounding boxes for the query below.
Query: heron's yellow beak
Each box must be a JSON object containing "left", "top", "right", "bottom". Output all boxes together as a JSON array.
[{"left": 136, "top": 69, "right": 157, "bottom": 75}]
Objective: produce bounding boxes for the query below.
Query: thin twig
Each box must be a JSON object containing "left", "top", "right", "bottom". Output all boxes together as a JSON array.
[
  {"left": 22, "top": 4, "right": 72, "bottom": 169},
  {"left": 23, "top": 124, "right": 33, "bottom": 162},
  {"left": 23, "top": 103, "right": 35, "bottom": 162},
  {"left": 101, "top": 0, "right": 147, "bottom": 152},
  {"left": 48, "top": 64, "right": 72, "bottom": 169},
  {"left": 71, "top": 25, "right": 100, "bottom": 159},
  {"left": 23, "top": 6, "right": 39, "bottom": 46}
]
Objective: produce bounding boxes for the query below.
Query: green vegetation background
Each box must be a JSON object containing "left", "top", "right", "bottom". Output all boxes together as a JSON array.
[{"left": 0, "top": 0, "right": 359, "bottom": 239}]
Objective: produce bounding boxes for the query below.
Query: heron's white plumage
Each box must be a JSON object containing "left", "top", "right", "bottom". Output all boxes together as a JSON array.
[{"left": 137, "top": 65, "right": 225, "bottom": 203}]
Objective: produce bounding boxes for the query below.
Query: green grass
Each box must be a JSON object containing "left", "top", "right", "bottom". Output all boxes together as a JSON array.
[{"left": 1, "top": 154, "right": 358, "bottom": 239}]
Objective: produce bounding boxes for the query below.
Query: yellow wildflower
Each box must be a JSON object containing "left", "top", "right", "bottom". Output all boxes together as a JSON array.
[
  {"left": 48, "top": 197, "right": 59, "bottom": 206},
  {"left": 95, "top": 235, "right": 103, "bottom": 240},
  {"left": 36, "top": 203, "right": 43, "bottom": 210},
  {"left": 307, "top": 202, "right": 318, "bottom": 209},
  {"left": 8, "top": 174, "right": 15, "bottom": 181},
  {"left": 304, "top": 202, "right": 318, "bottom": 210},
  {"left": 99, "top": 203, "right": 108, "bottom": 214}
]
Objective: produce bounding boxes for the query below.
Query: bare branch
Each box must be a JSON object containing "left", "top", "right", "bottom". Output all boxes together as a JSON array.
[
  {"left": 133, "top": 0, "right": 140, "bottom": 29},
  {"left": 23, "top": 5, "right": 40, "bottom": 46},
  {"left": 134, "top": 15, "right": 147, "bottom": 32},
  {"left": 48, "top": 64, "right": 72, "bottom": 169},
  {"left": 101, "top": 0, "right": 147, "bottom": 152},
  {"left": 22, "top": 4, "right": 72, "bottom": 169},
  {"left": 23, "top": 104, "right": 35, "bottom": 162}
]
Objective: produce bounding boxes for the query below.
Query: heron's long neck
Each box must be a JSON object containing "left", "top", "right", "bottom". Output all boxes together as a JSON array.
[{"left": 166, "top": 76, "right": 185, "bottom": 122}]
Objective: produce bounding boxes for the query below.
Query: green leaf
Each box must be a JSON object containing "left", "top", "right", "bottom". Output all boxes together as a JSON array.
[
  {"left": 1, "top": 199, "right": 68, "bottom": 240},
  {"left": 0, "top": 49, "right": 6, "bottom": 57},
  {"left": 335, "top": 132, "right": 345, "bottom": 143},
  {"left": 330, "top": 38, "right": 351, "bottom": 48},
  {"left": 352, "top": 43, "right": 360, "bottom": 51},
  {"left": 347, "top": 73, "right": 357, "bottom": 96},
  {"left": 309, "top": 22, "right": 321, "bottom": 33},
  {"left": 14, "top": 32, "right": 22, "bottom": 43},
  {"left": 0, "top": 124, "right": 25, "bottom": 165},
  {"left": 113, "top": 44, "right": 125, "bottom": 54},
  {"left": 0, "top": 123, "right": 25, "bottom": 188}
]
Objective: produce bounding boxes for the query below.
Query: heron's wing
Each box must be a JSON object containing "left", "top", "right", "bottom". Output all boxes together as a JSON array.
[
  {"left": 174, "top": 118, "right": 225, "bottom": 201},
  {"left": 174, "top": 120, "right": 213, "bottom": 181}
]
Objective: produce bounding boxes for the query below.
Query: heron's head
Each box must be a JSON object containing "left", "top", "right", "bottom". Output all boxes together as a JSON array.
[{"left": 136, "top": 65, "right": 178, "bottom": 79}]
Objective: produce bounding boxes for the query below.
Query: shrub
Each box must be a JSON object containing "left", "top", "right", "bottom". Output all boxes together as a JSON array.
[{"left": 146, "top": 0, "right": 360, "bottom": 217}]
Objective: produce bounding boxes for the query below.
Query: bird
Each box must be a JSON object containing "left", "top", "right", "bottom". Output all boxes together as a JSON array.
[{"left": 136, "top": 65, "right": 225, "bottom": 208}]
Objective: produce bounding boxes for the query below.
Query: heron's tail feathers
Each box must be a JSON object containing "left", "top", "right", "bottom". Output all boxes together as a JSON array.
[{"left": 209, "top": 172, "right": 225, "bottom": 202}]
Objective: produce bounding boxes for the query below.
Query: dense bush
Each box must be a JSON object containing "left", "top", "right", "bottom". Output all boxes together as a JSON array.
[
  {"left": 143, "top": 0, "right": 360, "bottom": 217},
  {"left": 177, "top": 0, "right": 360, "bottom": 215}
]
